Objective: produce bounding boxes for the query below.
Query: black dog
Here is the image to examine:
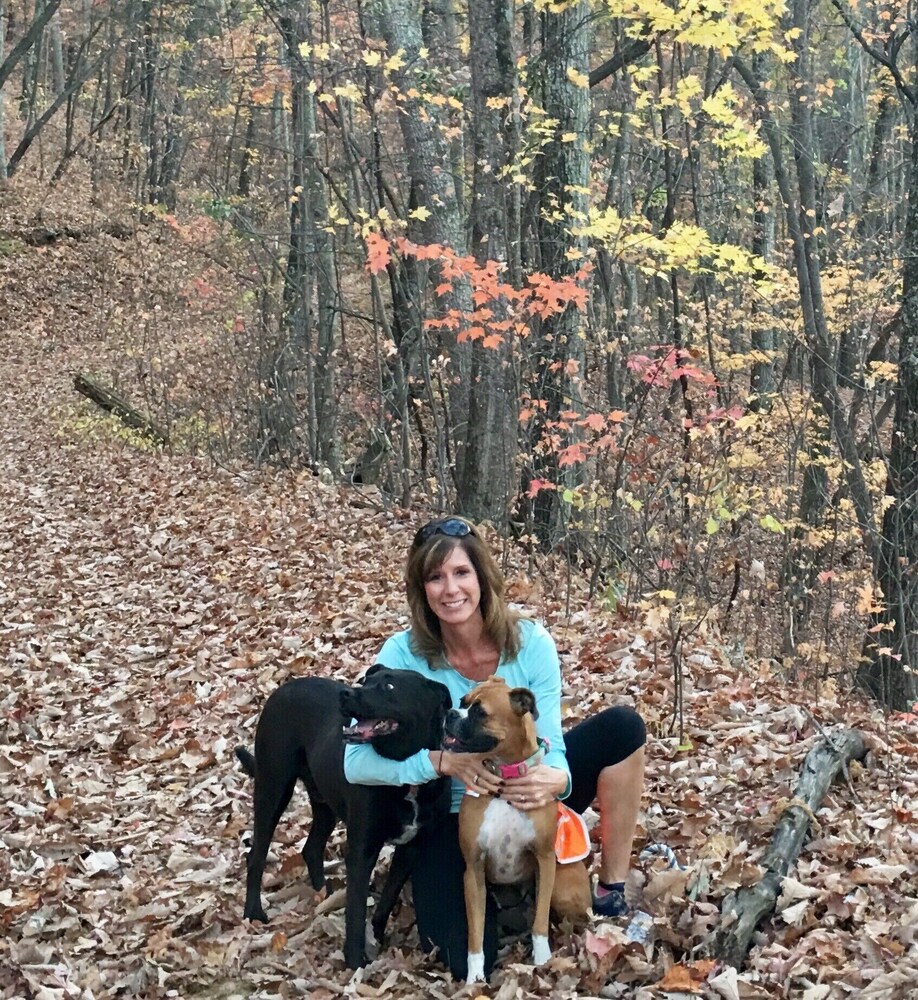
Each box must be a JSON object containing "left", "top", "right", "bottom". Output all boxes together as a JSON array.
[{"left": 235, "top": 665, "right": 451, "bottom": 968}]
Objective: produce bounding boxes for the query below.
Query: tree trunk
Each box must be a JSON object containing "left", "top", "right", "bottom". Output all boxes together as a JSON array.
[
  {"left": 527, "top": 1, "right": 591, "bottom": 546},
  {"left": 736, "top": 18, "right": 878, "bottom": 650},
  {"left": 825, "top": 0, "right": 918, "bottom": 709},
  {"left": 749, "top": 50, "right": 776, "bottom": 408},
  {"left": 6, "top": 23, "right": 108, "bottom": 178},
  {"left": 858, "top": 110, "right": 918, "bottom": 710},
  {"left": 48, "top": 10, "right": 65, "bottom": 93},
  {"left": 372, "top": 0, "right": 472, "bottom": 492},
  {"left": 458, "top": 0, "right": 517, "bottom": 525},
  {"left": 0, "top": 0, "right": 61, "bottom": 94}
]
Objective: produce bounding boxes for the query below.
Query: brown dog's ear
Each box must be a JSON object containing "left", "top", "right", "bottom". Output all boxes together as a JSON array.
[{"left": 508, "top": 687, "right": 538, "bottom": 720}]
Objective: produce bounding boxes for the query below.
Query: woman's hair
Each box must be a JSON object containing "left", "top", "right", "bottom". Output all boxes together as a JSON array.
[{"left": 406, "top": 520, "right": 522, "bottom": 666}]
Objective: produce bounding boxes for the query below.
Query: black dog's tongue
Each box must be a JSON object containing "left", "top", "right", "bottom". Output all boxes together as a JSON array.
[{"left": 342, "top": 719, "right": 399, "bottom": 743}]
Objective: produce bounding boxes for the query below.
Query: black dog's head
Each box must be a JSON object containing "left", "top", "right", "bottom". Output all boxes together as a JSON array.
[
  {"left": 442, "top": 676, "right": 538, "bottom": 754},
  {"left": 340, "top": 665, "right": 452, "bottom": 761}
]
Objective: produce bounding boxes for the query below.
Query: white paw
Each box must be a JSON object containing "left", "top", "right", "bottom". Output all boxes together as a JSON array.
[
  {"left": 466, "top": 951, "right": 485, "bottom": 983},
  {"left": 532, "top": 933, "right": 551, "bottom": 965},
  {"left": 365, "top": 921, "right": 379, "bottom": 960}
]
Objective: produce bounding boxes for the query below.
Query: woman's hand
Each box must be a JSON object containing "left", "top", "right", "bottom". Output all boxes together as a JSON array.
[
  {"left": 497, "top": 764, "right": 568, "bottom": 811},
  {"left": 434, "top": 750, "right": 505, "bottom": 797}
]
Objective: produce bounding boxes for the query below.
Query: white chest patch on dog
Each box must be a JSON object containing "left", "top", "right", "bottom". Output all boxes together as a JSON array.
[
  {"left": 389, "top": 787, "right": 419, "bottom": 845},
  {"left": 477, "top": 799, "right": 537, "bottom": 884}
]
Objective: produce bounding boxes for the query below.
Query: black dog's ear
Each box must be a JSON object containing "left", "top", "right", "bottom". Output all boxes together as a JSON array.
[
  {"left": 360, "top": 663, "right": 386, "bottom": 684},
  {"left": 426, "top": 678, "right": 452, "bottom": 713},
  {"left": 508, "top": 687, "right": 538, "bottom": 720}
]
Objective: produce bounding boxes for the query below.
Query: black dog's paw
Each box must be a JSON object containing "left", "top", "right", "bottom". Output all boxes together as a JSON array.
[
  {"left": 243, "top": 905, "right": 269, "bottom": 923},
  {"left": 368, "top": 917, "right": 387, "bottom": 959}
]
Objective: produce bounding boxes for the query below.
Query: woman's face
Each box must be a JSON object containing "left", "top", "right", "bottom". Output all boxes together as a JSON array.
[{"left": 423, "top": 544, "right": 483, "bottom": 629}]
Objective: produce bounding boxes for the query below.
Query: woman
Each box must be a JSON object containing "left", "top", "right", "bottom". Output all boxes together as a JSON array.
[{"left": 344, "top": 516, "right": 646, "bottom": 980}]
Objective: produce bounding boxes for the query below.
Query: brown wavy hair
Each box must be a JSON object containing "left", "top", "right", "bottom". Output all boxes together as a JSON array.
[{"left": 406, "top": 520, "right": 522, "bottom": 667}]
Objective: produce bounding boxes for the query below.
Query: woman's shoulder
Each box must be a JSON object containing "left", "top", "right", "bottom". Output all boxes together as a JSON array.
[
  {"left": 517, "top": 616, "right": 552, "bottom": 646},
  {"left": 378, "top": 629, "right": 430, "bottom": 669}
]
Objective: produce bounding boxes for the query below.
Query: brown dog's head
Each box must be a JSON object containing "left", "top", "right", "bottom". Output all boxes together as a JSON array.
[{"left": 442, "top": 676, "right": 538, "bottom": 755}]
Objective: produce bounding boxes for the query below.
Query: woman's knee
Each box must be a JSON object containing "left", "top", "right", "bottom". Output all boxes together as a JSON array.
[
  {"left": 570, "top": 704, "right": 646, "bottom": 757},
  {"left": 601, "top": 705, "right": 646, "bottom": 753}
]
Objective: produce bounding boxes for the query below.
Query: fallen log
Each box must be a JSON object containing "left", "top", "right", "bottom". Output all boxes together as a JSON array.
[
  {"left": 710, "top": 727, "right": 866, "bottom": 968},
  {"left": 73, "top": 373, "right": 169, "bottom": 446},
  {"left": 12, "top": 222, "right": 133, "bottom": 246}
]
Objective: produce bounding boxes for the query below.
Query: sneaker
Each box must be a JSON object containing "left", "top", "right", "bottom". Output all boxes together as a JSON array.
[{"left": 592, "top": 883, "right": 629, "bottom": 918}]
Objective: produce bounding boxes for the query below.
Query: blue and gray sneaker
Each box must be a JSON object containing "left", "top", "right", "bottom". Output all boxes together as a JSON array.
[{"left": 592, "top": 880, "right": 629, "bottom": 918}]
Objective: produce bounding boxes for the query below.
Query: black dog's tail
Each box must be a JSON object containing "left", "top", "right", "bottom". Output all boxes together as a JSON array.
[{"left": 235, "top": 746, "right": 257, "bottom": 777}]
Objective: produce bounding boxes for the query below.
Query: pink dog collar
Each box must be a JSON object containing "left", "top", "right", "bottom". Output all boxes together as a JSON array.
[{"left": 485, "top": 737, "right": 549, "bottom": 779}]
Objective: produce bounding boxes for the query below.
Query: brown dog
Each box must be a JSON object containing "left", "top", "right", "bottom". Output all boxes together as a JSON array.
[{"left": 443, "top": 677, "right": 590, "bottom": 982}]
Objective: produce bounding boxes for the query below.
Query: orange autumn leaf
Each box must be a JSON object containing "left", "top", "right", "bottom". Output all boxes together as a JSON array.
[{"left": 653, "top": 960, "right": 717, "bottom": 992}]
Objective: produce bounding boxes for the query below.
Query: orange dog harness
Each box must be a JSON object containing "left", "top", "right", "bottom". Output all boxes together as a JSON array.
[{"left": 555, "top": 802, "right": 590, "bottom": 863}]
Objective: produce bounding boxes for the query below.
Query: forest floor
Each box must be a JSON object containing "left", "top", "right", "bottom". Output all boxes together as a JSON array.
[{"left": 1, "top": 226, "right": 916, "bottom": 1000}]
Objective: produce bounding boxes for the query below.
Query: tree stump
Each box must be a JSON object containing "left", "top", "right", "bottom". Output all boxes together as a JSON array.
[{"left": 710, "top": 728, "right": 867, "bottom": 968}]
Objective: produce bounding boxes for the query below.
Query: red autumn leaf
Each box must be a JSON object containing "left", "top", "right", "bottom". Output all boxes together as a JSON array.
[
  {"left": 365, "top": 232, "right": 391, "bottom": 274},
  {"left": 527, "top": 478, "right": 556, "bottom": 497},
  {"left": 557, "top": 443, "right": 588, "bottom": 467},
  {"left": 581, "top": 412, "right": 606, "bottom": 431}
]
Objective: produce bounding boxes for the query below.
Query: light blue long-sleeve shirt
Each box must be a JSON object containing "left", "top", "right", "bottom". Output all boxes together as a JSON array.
[{"left": 343, "top": 618, "right": 571, "bottom": 812}]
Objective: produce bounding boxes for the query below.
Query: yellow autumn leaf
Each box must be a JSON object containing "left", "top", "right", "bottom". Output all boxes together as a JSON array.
[
  {"left": 362, "top": 49, "right": 382, "bottom": 67},
  {"left": 385, "top": 49, "right": 407, "bottom": 72},
  {"left": 333, "top": 83, "right": 362, "bottom": 102},
  {"left": 866, "top": 360, "right": 898, "bottom": 387},
  {"left": 409, "top": 206, "right": 432, "bottom": 221},
  {"left": 566, "top": 67, "right": 589, "bottom": 88}
]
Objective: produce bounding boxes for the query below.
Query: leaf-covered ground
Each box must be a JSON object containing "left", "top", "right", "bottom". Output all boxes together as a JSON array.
[{"left": 1, "top": 234, "right": 916, "bottom": 1000}]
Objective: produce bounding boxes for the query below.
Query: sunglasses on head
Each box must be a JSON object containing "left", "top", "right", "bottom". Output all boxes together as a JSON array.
[{"left": 412, "top": 517, "right": 474, "bottom": 549}]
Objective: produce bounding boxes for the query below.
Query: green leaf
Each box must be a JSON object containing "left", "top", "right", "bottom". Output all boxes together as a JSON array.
[
  {"left": 760, "top": 514, "right": 785, "bottom": 533},
  {"left": 705, "top": 516, "right": 719, "bottom": 535}
]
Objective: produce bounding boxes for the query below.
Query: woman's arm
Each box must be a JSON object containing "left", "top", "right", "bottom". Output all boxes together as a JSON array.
[
  {"left": 343, "top": 741, "right": 439, "bottom": 786},
  {"left": 519, "top": 623, "right": 572, "bottom": 799}
]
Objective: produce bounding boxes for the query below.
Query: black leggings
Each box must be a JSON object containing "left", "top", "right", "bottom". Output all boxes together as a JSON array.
[{"left": 409, "top": 705, "right": 646, "bottom": 980}]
